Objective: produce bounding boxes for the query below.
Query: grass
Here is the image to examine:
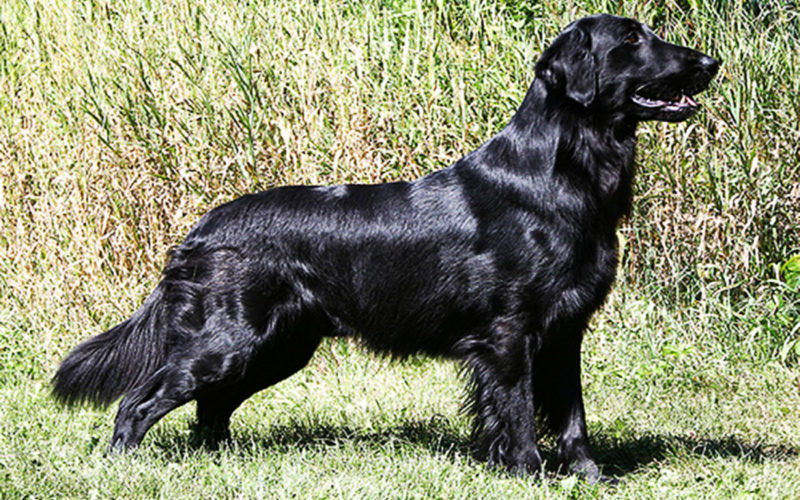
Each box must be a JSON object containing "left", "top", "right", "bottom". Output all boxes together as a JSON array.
[
  {"left": 3, "top": 313, "right": 800, "bottom": 498},
  {"left": 1, "top": 0, "right": 799, "bottom": 497}
]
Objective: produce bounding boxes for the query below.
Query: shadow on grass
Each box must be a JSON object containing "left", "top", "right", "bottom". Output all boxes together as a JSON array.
[
  {"left": 153, "top": 415, "right": 471, "bottom": 462},
  {"left": 591, "top": 432, "right": 798, "bottom": 478},
  {"left": 151, "top": 417, "right": 797, "bottom": 479}
]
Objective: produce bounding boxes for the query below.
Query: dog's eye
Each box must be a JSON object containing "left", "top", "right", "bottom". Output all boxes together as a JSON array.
[{"left": 623, "top": 32, "right": 640, "bottom": 44}]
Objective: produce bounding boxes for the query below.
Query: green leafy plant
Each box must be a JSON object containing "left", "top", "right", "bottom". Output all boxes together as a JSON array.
[{"left": 781, "top": 254, "right": 800, "bottom": 290}]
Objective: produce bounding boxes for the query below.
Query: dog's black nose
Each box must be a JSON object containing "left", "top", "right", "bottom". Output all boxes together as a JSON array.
[{"left": 699, "top": 55, "right": 721, "bottom": 75}]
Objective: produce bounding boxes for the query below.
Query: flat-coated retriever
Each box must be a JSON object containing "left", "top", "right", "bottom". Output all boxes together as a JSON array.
[{"left": 53, "top": 14, "right": 719, "bottom": 482}]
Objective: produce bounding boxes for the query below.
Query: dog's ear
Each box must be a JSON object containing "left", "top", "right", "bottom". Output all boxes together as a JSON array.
[{"left": 535, "top": 26, "right": 596, "bottom": 107}]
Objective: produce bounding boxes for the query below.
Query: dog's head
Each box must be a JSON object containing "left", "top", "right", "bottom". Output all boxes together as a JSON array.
[{"left": 535, "top": 14, "right": 720, "bottom": 122}]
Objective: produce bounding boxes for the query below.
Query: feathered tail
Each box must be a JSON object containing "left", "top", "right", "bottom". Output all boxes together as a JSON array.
[{"left": 51, "top": 284, "right": 169, "bottom": 407}]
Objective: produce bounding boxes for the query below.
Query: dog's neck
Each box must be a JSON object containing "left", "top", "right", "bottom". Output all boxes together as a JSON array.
[
  {"left": 507, "top": 79, "right": 638, "bottom": 218},
  {"left": 453, "top": 79, "right": 638, "bottom": 228}
]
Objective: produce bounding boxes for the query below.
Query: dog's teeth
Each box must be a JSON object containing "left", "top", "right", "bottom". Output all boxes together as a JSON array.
[{"left": 632, "top": 94, "right": 667, "bottom": 108}]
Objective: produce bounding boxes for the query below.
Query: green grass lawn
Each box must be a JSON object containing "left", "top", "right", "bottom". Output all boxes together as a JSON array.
[
  {"left": 1, "top": 0, "right": 799, "bottom": 497},
  {"left": 3, "top": 294, "right": 800, "bottom": 498}
]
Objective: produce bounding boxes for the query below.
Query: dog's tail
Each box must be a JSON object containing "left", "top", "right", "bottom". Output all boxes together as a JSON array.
[{"left": 51, "top": 284, "right": 170, "bottom": 408}]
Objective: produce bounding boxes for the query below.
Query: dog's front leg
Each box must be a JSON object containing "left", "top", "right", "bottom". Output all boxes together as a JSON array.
[
  {"left": 464, "top": 328, "right": 542, "bottom": 475},
  {"left": 533, "top": 327, "right": 605, "bottom": 483}
]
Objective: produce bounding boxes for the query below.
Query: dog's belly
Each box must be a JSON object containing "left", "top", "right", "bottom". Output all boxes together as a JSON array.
[{"left": 310, "top": 245, "right": 496, "bottom": 357}]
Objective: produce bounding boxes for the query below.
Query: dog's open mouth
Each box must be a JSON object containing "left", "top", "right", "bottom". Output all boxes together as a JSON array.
[
  {"left": 630, "top": 75, "right": 714, "bottom": 116},
  {"left": 631, "top": 92, "right": 699, "bottom": 111}
]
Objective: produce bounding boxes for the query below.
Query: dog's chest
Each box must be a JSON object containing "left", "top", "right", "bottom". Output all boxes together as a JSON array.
[{"left": 521, "top": 228, "right": 618, "bottom": 326}]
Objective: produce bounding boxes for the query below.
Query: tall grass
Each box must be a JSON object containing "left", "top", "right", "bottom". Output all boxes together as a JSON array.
[{"left": 3, "top": 0, "right": 797, "bottom": 375}]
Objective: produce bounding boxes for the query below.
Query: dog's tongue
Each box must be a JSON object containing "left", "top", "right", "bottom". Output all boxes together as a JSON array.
[{"left": 681, "top": 95, "right": 698, "bottom": 106}]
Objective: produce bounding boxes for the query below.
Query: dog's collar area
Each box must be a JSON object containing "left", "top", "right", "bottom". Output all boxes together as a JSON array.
[{"left": 631, "top": 92, "right": 698, "bottom": 111}]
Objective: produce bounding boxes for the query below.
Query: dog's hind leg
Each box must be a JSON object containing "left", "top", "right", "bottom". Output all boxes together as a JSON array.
[
  {"left": 108, "top": 315, "right": 261, "bottom": 450},
  {"left": 194, "top": 388, "right": 252, "bottom": 446},
  {"left": 109, "top": 363, "right": 196, "bottom": 451},
  {"left": 194, "top": 326, "right": 322, "bottom": 446}
]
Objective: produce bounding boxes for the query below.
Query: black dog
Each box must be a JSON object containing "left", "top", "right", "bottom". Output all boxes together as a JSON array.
[{"left": 53, "top": 14, "right": 719, "bottom": 482}]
